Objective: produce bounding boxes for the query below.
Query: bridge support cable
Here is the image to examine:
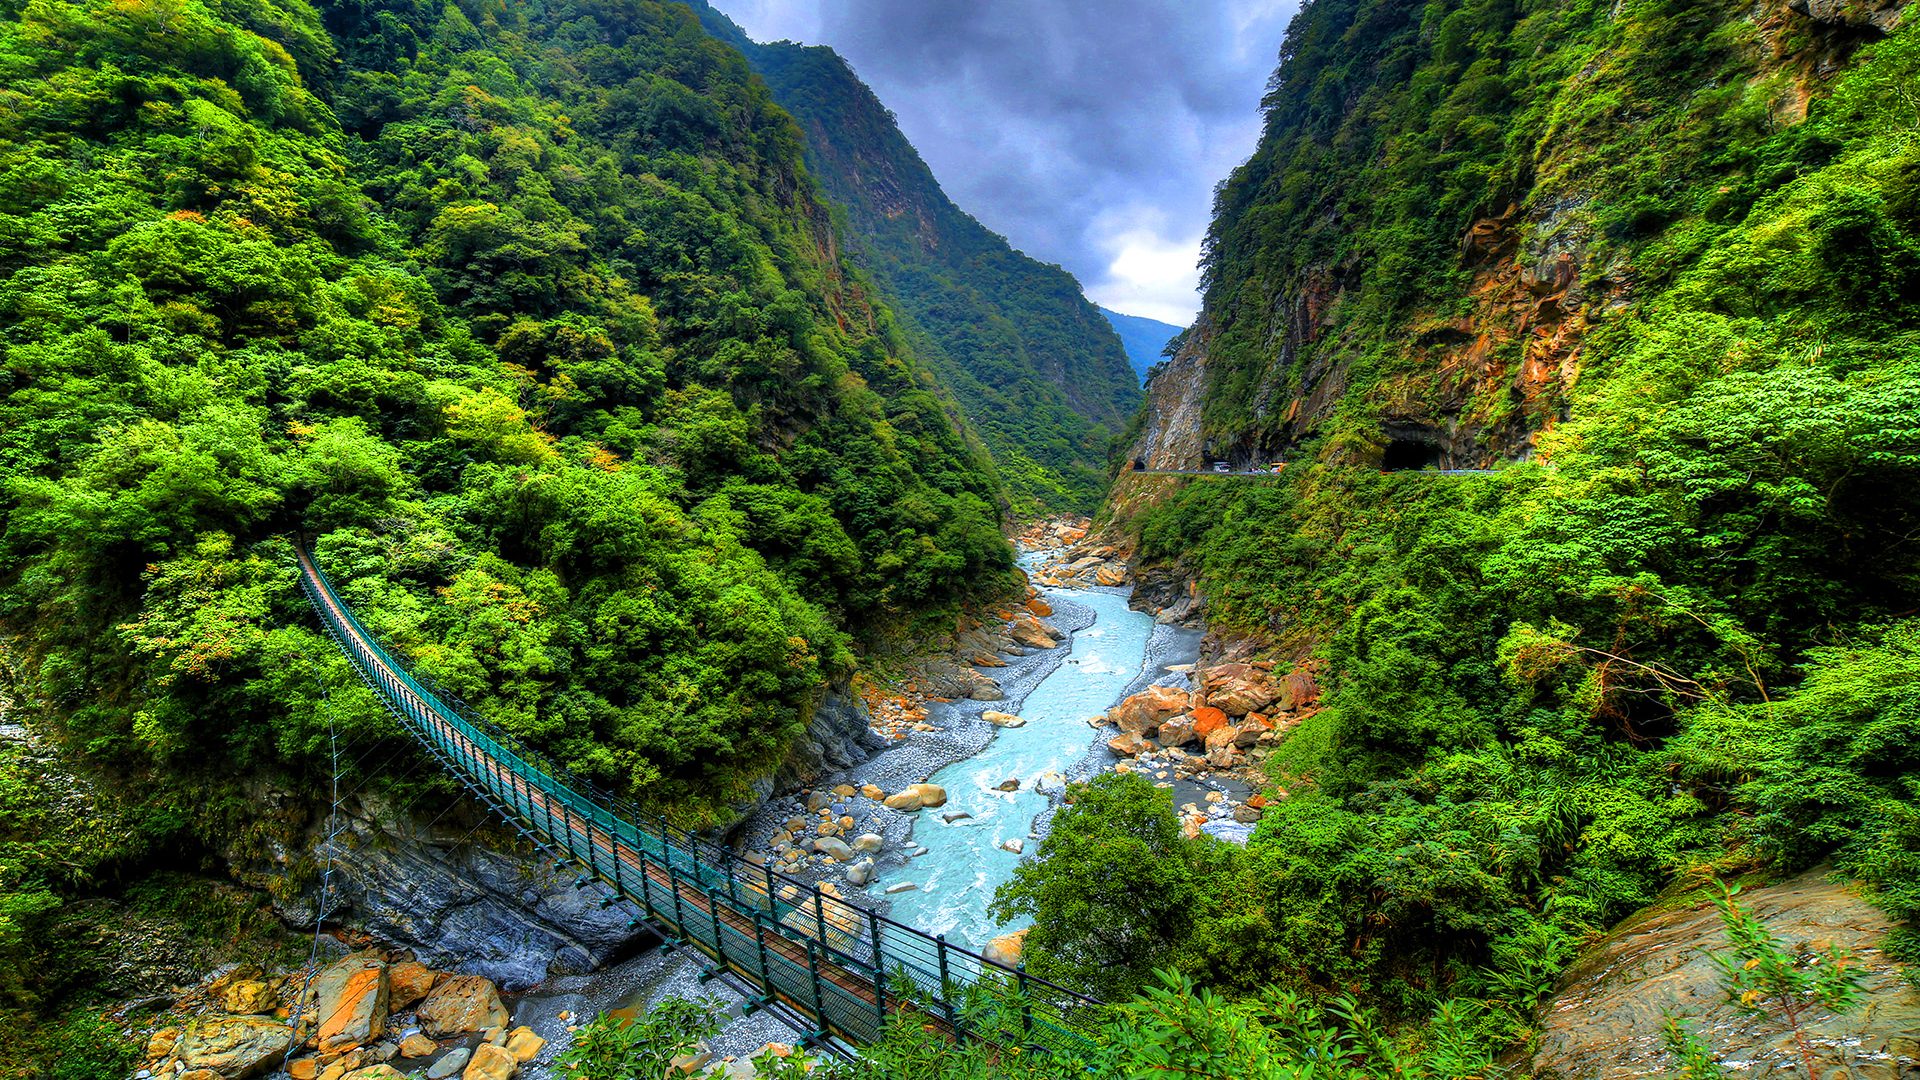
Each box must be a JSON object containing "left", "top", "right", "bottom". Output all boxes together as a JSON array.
[{"left": 292, "top": 541, "right": 1104, "bottom": 1057}]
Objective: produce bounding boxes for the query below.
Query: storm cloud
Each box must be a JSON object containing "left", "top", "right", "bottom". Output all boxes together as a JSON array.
[{"left": 710, "top": 1, "right": 1298, "bottom": 325}]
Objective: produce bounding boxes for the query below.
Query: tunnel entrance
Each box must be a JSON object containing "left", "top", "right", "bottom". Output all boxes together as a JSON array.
[{"left": 1382, "top": 438, "right": 1443, "bottom": 472}]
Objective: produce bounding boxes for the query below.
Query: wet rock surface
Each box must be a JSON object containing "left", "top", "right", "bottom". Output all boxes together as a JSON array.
[{"left": 1532, "top": 867, "right": 1920, "bottom": 1079}]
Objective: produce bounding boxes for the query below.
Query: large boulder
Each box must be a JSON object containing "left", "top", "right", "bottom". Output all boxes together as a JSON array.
[
  {"left": 172, "top": 1016, "right": 295, "bottom": 1079},
  {"left": 462, "top": 1044, "right": 517, "bottom": 1080},
  {"left": 416, "top": 975, "right": 508, "bottom": 1039},
  {"left": 1531, "top": 867, "right": 1920, "bottom": 1079},
  {"left": 1108, "top": 686, "right": 1189, "bottom": 736},
  {"left": 1202, "top": 664, "right": 1278, "bottom": 716},
  {"left": 983, "top": 928, "right": 1029, "bottom": 968},
  {"left": 1107, "top": 732, "right": 1154, "bottom": 758},
  {"left": 883, "top": 783, "right": 948, "bottom": 812},
  {"left": 1157, "top": 714, "right": 1198, "bottom": 748},
  {"left": 812, "top": 836, "right": 854, "bottom": 862},
  {"left": 386, "top": 961, "right": 436, "bottom": 1012},
  {"left": 310, "top": 953, "right": 388, "bottom": 1054},
  {"left": 1009, "top": 613, "right": 1061, "bottom": 650}
]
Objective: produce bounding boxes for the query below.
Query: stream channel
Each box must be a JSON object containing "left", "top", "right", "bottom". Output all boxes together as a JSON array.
[
  {"left": 875, "top": 581, "right": 1163, "bottom": 946},
  {"left": 513, "top": 557, "right": 1200, "bottom": 1074}
]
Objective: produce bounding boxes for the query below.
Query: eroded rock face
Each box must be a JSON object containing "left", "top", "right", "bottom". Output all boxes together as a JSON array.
[{"left": 1532, "top": 867, "right": 1920, "bottom": 1079}]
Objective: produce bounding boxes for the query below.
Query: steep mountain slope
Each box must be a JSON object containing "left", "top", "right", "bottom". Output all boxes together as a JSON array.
[
  {"left": 1079, "top": 0, "right": 1920, "bottom": 1046},
  {"left": 0, "top": 0, "right": 1014, "bottom": 1034},
  {"left": 690, "top": 4, "right": 1142, "bottom": 515},
  {"left": 1099, "top": 306, "right": 1185, "bottom": 385}
]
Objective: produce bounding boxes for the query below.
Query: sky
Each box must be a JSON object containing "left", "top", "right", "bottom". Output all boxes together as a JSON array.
[{"left": 708, "top": 1, "right": 1299, "bottom": 326}]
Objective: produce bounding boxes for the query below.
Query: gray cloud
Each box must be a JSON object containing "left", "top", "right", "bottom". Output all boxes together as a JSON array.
[{"left": 712, "top": 1, "right": 1297, "bottom": 324}]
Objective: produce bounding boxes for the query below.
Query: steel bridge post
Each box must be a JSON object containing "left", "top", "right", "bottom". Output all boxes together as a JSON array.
[{"left": 867, "top": 908, "right": 886, "bottom": 1033}]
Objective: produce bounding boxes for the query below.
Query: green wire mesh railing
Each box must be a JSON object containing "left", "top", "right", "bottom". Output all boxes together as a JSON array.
[{"left": 294, "top": 541, "right": 1105, "bottom": 1056}]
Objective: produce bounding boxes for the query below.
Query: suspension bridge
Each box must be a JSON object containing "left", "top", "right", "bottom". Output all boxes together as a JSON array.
[{"left": 294, "top": 542, "right": 1103, "bottom": 1059}]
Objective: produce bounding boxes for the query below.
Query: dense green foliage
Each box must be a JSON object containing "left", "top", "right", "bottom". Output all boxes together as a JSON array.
[
  {"left": 1026, "top": 0, "right": 1920, "bottom": 1055},
  {"left": 0, "top": 0, "right": 1023, "bottom": 1036},
  {"left": 688, "top": 4, "right": 1142, "bottom": 515}
]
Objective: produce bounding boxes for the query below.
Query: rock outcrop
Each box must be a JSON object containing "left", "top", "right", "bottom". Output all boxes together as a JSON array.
[{"left": 1532, "top": 868, "right": 1920, "bottom": 1079}]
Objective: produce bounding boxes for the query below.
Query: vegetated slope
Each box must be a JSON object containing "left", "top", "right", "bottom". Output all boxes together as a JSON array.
[
  {"left": 689, "top": 5, "right": 1142, "bottom": 516},
  {"left": 1098, "top": 305, "right": 1184, "bottom": 385},
  {"left": 1077, "top": 0, "right": 1920, "bottom": 1042},
  {"left": 0, "top": 0, "right": 1013, "bottom": 1024}
]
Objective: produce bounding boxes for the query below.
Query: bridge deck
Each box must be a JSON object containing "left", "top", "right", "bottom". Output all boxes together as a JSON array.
[{"left": 294, "top": 542, "right": 1101, "bottom": 1057}]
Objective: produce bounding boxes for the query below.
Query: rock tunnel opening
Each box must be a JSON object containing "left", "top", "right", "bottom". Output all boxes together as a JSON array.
[{"left": 1382, "top": 438, "right": 1443, "bottom": 472}]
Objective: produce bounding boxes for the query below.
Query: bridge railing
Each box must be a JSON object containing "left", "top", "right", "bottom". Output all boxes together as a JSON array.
[{"left": 294, "top": 541, "right": 1107, "bottom": 1058}]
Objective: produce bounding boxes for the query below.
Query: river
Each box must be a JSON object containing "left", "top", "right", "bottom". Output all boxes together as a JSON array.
[{"left": 873, "top": 579, "right": 1169, "bottom": 948}]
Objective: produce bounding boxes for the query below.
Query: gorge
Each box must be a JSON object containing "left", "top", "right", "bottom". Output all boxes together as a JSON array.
[{"left": 4, "top": 0, "right": 1920, "bottom": 1078}]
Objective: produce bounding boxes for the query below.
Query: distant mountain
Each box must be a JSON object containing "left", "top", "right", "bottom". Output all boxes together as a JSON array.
[
  {"left": 1098, "top": 307, "right": 1185, "bottom": 385},
  {"left": 690, "top": 4, "right": 1141, "bottom": 515}
]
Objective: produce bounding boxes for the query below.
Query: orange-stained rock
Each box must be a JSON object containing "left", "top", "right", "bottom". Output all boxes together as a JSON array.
[
  {"left": 1107, "top": 732, "right": 1154, "bottom": 757},
  {"left": 289, "top": 1059, "right": 320, "bottom": 1080},
  {"left": 417, "top": 976, "right": 507, "bottom": 1039},
  {"left": 1191, "top": 707, "right": 1230, "bottom": 740},
  {"left": 504, "top": 1026, "right": 546, "bottom": 1062},
  {"left": 982, "top": 928, "right": 1029, "bottom": 968},
  {"left": 1108, "top": 685, "right": 1189, "bottom": 736},
  {"left": 386, "top": 962, "right": 436, "bottom": 1013},
  {"left": 312, "top": 955, "right": 388, "bottom": 1054},
  {"left": 1025, "top": 596, "right": 1054, "bottom": 618},
  {"left": 1095, "top": 564, "right": 1128, "bottom": 587},
  {"left": 461, "top": 1044, "right": 517, "bottom": 1080},
  {"left": 1246, "top": 794, "right": 1269, "bottom": 810},
  {"left": 1009, "top": 613, "right": 1061, "bottom": 650},
  {"left": 172, "top": 1016, "right": 295, "bottom": 1079}
]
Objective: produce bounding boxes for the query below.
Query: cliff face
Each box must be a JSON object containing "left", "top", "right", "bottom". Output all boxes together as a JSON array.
[
  {"left": 690, "top": 3, "right": 1142, "bottom": 514},
  {"left": 1133, "top": 0, "right": 1903, "bottom": 475}
]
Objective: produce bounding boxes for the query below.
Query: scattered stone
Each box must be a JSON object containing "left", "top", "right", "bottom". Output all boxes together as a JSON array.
[
  {"left": 344, "top": 1066, "right": 406, "bottom": 1080},
  {"left": 1157, "top": 714, "right": 1197, "bottom": 747},
  {"left": 180, "top": 1071, "right": 222, "bottom": 1080},
  {"left": 805, "top": 791, "right": 831, "bottom": 813},
  {"left": 850, "top": 833, "right": 884, "bottom": 854},
  {"left": 813, "top": 836, "right": 854, "bottom": 861},
  {"left": 1247, "top": 793, "right": 1269, "bottom": 809},
  {"left": 483, "top": 1026, "right": 507, "bottom": 1046},
  {"left": 1095, "top": 564, "right": 1127, "bottom": 586},
  {"left": 1000, "top": 838, "right": 1024, "bottom": 855},
  {"left": 425, "top": 1047, "right": 470, "bottom": 1080},
  {"left": 1232, "top": 805, "right": 1264, "bottom": 824},
  {"left": 860, "top": 784, "right": 885, "bottom": 801},
  {"left": 982, "top": 710, "right": 1027, "bottom": 728},
  {"left": 1191, "top": 707, "right": 1230, "bottom": 741},
  {"left": 884, "top": 881, "right": 916, "bottom": 894},
  {"left": 846, "top": 858, "right": 875, "bottom": 887},
  {"left": 1107, "top": 731, "right": 1153, "bottom": 757},
  {"left": 942, "top": 811, "right": 972, "bottom": 823},
  {"left": 1204, "top": 790, "right": 1225, "bottom": 804},
  {"left": 398, "top": 1034, "right": 437, "bottom": 1059},
  {"left": 462, "top": 1043, "right": 517, "bottom": 1080},
  {"left": 146, "top": 1027, "right": 181, "bottom": 1061},
  {"left": 289, "top": 1059, "right": 320, "bottom": 1080},
  {"left": 1202, "top": 664, "right": 1279, "bottom": 716},
  {"left": 505, "top": 1027, "right": 545, "bottom": 1062},
  {"left": 417, "top": 976, "right": 507, "bottom": 1039},
  {"left": 831, "top": 783, "right": 857, "bottom": 798},
  {"left": 971, "top": 653, "right": 1007, "bottom": 667},
  {"left": 995, "top": 778, "right": 1020, "bottom": 791}
]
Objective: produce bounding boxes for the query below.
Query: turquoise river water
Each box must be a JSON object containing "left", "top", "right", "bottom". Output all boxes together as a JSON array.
[{"left": 873, "top": 585, "right": 1158, "bottom": 948}]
